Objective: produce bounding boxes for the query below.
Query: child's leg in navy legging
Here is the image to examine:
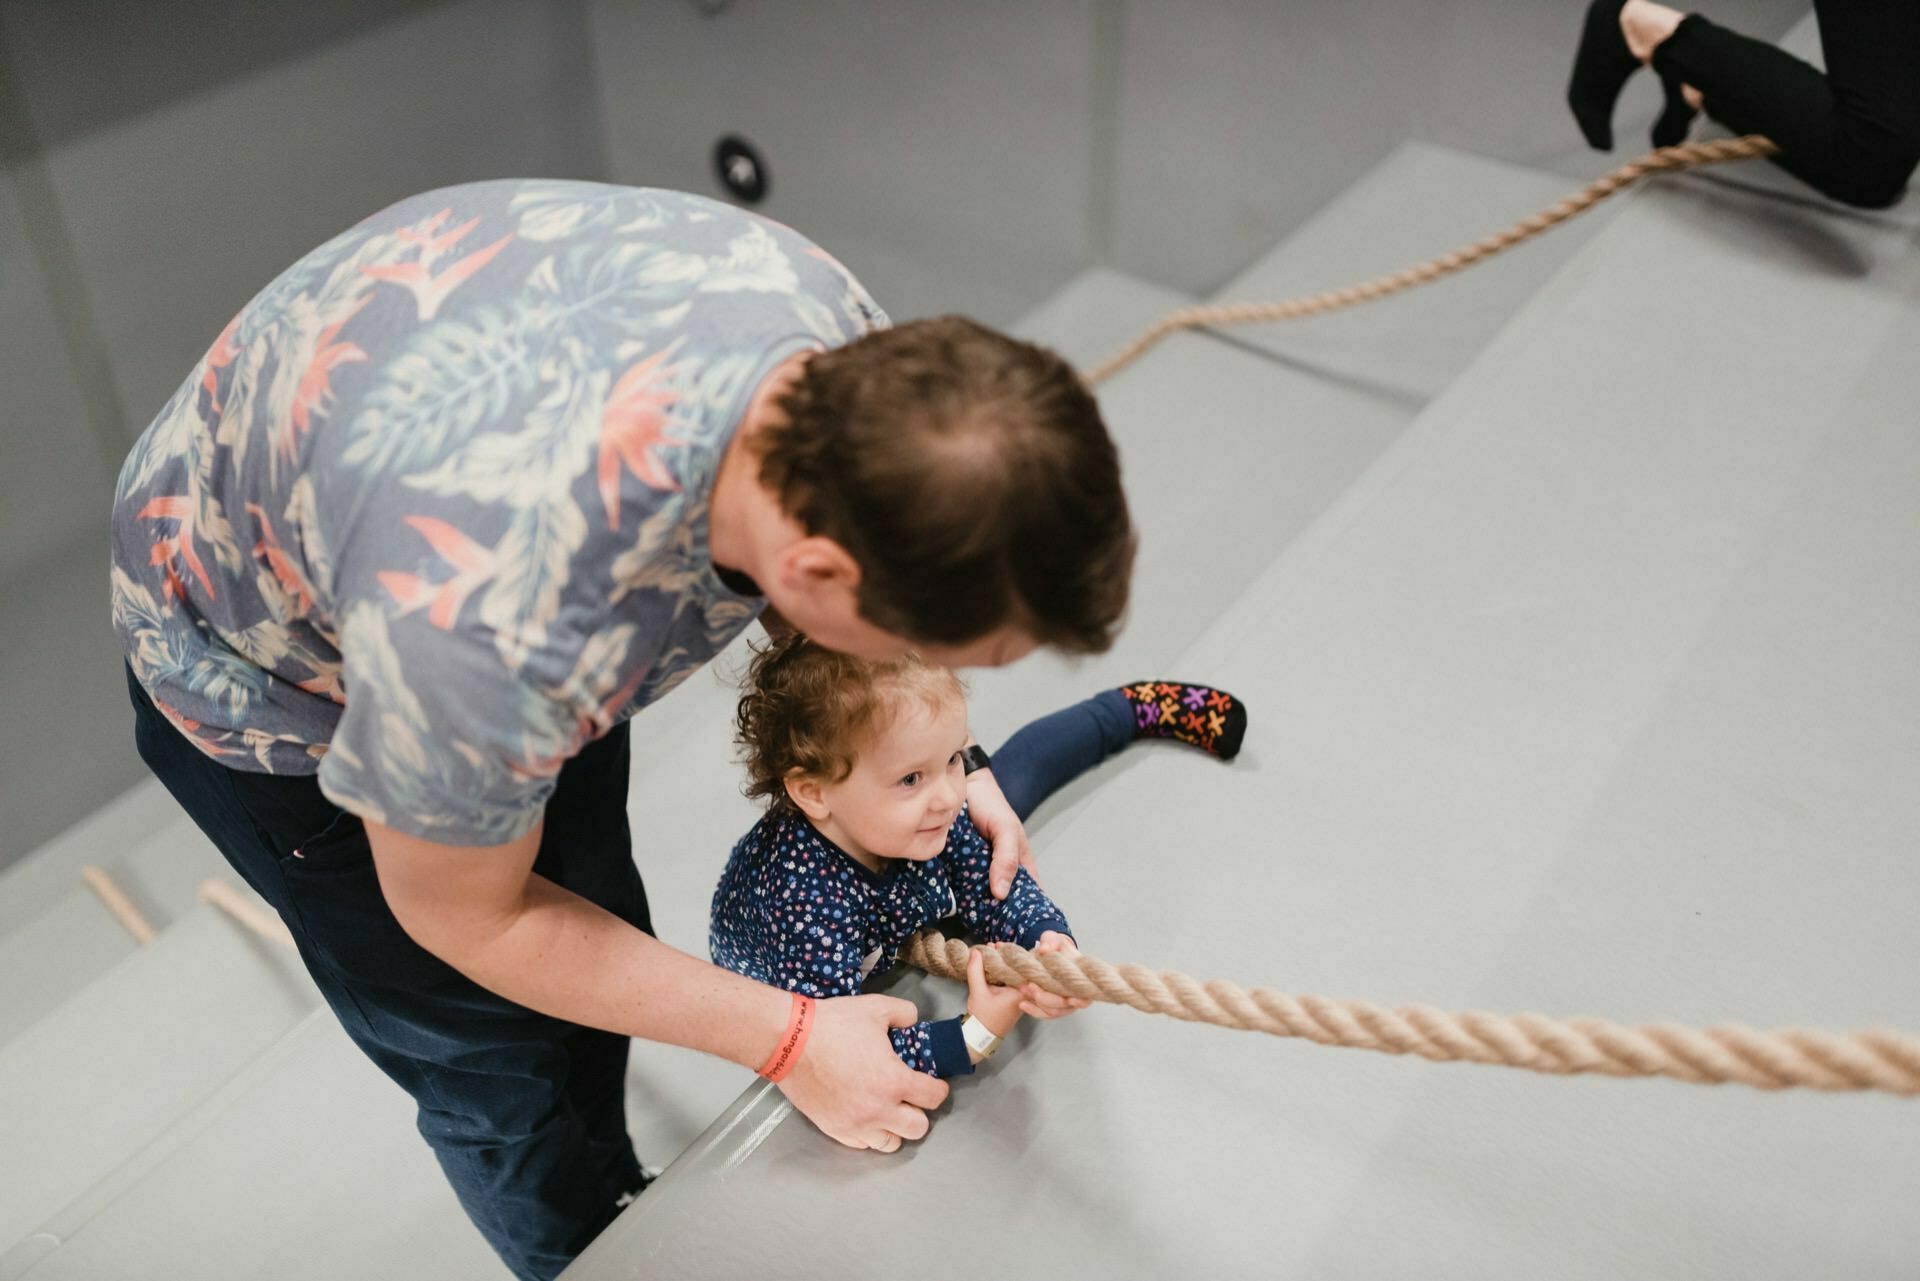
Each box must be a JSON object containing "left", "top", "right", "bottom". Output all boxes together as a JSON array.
[{"left": 987, "top": 691, "right": 1136, "bottom": 823}]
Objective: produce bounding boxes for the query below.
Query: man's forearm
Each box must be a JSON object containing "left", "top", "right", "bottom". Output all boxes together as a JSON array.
[{"left": 416, "top": 873, "right": 788, "bottom": 1069}]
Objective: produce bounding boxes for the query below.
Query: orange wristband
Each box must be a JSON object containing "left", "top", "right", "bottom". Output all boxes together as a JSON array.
[{"left": 756, "top": 993, "right": 816, "bottom": 1083}]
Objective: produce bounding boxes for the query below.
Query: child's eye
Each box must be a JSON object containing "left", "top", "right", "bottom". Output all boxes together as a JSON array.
[{"left": 899, "top": 772, "right": 921, "bottom": 788}]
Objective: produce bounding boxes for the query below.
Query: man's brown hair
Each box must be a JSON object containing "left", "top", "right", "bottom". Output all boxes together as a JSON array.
[
  {"left": 734, "top": 633, "right": 965, "bottom": 813},
  {"left": 755, "top": 316, "right": 1134, "bottom": 653}
]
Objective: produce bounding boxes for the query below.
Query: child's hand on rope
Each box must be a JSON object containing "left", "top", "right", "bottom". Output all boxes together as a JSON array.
[
  {"left": 1017, "top": 932, "right": 1091, "bottom": 1021},
  {"left": 965, "top": 947, "right": 1026, "bottom": 1042}
]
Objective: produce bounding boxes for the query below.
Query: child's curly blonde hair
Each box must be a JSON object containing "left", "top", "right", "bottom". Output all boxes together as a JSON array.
[{"left": 735, "top": 633, "right": 966, "bottom": 812}]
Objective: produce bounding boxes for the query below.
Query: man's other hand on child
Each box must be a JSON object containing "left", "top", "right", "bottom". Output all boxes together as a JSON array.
[
  {"left": 780, "top": 993, "right": 951, "bottom": 1154},
  {"left": 967, "top": 767, "right": 1039, "bottom": 900}
]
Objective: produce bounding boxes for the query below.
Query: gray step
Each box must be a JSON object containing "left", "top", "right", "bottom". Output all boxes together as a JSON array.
[
  {"left": 1010, "top": 264, "right": 1193, "bottom": 372},
  {"left": 960, "top": 142, "right": 1629, "bottom": 762},
  {"left": 957, "top": 330, "right": 1403, "bottom": 794},
  {"left": 0, "top": 901, "right": 319, "bottom": 1260},
  {"left": 0, "top": 780, "right": 183, "bottom": 939},
  {"left": 1209, "top": 140, "right": 1616, "bottom": 404},
  {"left": 1042, "top": 157, "right": 1920, "bottom": 1281},
  {"left": 921, "top": 119, "right": 1920, "bottom": 1275},
  {"left": 0, "top": 887, "right": 138, "bottom": 1050},
  {"left": 5, "top": 1012, "right": 501, "bottom": 1281},
  {"left": 569, "top": 78, "right": 1920, "bottom": 1281},
  {"left": 0, "top": 781, "right": 235, "bottom": 1050}
]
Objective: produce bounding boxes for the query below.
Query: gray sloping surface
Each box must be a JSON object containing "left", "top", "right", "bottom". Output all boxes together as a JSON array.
[
  {"left": 0, "top": 903, "right": 318, "bottom": 1255},
  {"left": 0, "top": 780, "right": 183, "bottom": 938},
  {"left": 1010, "top": 264, "right": 1193, "bottom": 373},
  {"left": 9, "top": 1013, "right": 502, "bottom": 1281},
  {"left": 960, "top": 327, "right": 1407, "bottom": 750},
  {"left": 0, "top": 889, "right": 136, "bottom": 1051},
  {"left": 1279, "top": 296, "right": 1920, "bottom": 1278},
  {"left": 1210, "top": 140, "right": 1616, "bottom": 404},
  {"left": 566, "top": 136, "right": 1920, "bottom": 1277},
  {"left": 0, "top": 779, "right": 238, "bottom": 1050}
]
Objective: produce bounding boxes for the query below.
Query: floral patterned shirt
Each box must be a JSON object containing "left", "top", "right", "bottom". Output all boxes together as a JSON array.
[
  {"left": 110, "top": 181, "right": 886, "bottom": 845},
  {"left": 709, "top": 805, "right": 1074, "bottom": 1078}
]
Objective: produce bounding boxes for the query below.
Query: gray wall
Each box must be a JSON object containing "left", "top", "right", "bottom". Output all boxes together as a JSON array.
[
  {"left": 588, "top": 0, "right": 1806, "bottom": 314},
  {"left": 0, "top": 0, "right": 606, "bottom": 867},
  {"left": 588, "top": 0, "right": 1103, "bottom": 326}
]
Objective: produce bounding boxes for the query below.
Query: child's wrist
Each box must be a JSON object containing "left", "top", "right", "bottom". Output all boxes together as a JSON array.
[
  {"left": 967, "top": 999, "right": 1018, "bottom": 1039},
  {"left": 960, "top": 1010, "right": 1007, "bottom": 1063}
]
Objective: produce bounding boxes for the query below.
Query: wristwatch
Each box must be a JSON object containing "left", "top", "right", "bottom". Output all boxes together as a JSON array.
[
  {"left": 960, "top": 744, "right": 993, "bottom": 776},
  {"left": 960, "top": 1013, "right": 1003, "bottom": 1061}
]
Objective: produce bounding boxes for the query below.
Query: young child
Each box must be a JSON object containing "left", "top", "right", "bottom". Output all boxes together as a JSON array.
[{"left": 709, "top": 634, "right": 1247, "bottom": 1077}]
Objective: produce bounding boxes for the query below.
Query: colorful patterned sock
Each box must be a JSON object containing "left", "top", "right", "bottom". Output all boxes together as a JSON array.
[{"left": 1119, "top": 681, "right": 1247, "bottom": 761}]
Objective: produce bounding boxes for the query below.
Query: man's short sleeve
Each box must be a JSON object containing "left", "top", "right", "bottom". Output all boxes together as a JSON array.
[{"left": 317, "top": 600, "right": 578, "bottom": 845}]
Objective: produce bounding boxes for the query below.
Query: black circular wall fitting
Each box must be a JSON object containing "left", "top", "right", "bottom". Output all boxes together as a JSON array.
[{"left": 714, "top": 135, "right": 769, "bottom": 205}]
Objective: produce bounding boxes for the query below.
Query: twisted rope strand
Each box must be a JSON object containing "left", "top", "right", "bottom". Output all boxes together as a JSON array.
[
  {"left": 1083, "top": 136, "right": 1781, "bottom": 385},
  {"left": 902, "top": 930, "right": 1920, "bottom": 1096}
]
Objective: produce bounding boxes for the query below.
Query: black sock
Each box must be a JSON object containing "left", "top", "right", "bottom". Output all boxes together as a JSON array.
[
  {"left": 1567, "top": 0, "right": 1640, "bottom": 151},
  {"left": 1650, "top": 71, "right": 1699, "bottom": 148}
]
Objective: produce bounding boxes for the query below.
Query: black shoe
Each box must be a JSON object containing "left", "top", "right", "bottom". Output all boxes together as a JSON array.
[
  {"left": 613, "top": 1167, "right": 659, "bottom": 1210},
  {"left": 1650, "top": 71, "right": 1698, "bottom": 148},
  {"left": 1568, "top": 0, "right": 1641, "bottom": 151}
]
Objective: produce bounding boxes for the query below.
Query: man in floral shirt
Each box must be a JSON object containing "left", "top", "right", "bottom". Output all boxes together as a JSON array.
[{"left": 111, "top": 181, "right": 1133, "bottom": 1280}]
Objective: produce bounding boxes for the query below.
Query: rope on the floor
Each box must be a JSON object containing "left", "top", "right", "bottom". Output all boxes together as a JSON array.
[
  {"left": 903, "top": 930, "right": 1920, "bottom": 1097},
  {"left": 1083, "top": 135, "right": 1780, "bottom": 386}
]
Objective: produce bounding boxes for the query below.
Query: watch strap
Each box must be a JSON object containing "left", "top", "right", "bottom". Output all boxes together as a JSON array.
[
  {"left": 960, "top": 1013, "right": 1003, "bottom": 1060},
  {"left": 960, "top": 744, "right": 993, "bottom": 775}
]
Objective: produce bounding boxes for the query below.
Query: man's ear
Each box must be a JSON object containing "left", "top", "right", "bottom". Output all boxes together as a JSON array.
[
  {"left": 784, "top": 770, "right": 831, "bottom": 822},
  {"left": 777, "top": 536, "right": 861, "bottom": 596}
]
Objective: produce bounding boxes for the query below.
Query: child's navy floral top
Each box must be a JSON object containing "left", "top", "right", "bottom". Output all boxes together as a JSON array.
[{"left": 710, "top": 804, "right": 1072, "bottom": 1078}]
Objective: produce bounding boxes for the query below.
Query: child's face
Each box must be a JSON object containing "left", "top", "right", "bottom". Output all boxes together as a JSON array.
[{"left": 810, "top": 691, "right": 971, "bottom": 867}]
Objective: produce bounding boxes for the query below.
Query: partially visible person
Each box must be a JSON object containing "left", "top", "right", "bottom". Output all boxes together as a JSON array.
[
  {"left": 711, "top": 635, "right": 1248, "bottom": 1077},
  {"left": 1569, "top": 0, "right": 1919, "bottom": 208}
]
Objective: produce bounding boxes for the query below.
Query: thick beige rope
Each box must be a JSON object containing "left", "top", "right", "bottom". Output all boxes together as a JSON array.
[
  {"left": 1083, "top": 135, "right": 1780, "bottom": 386},
  {"left": 904, "top": 930, "right": 1920, "bottom": 1097},
  {"left": 192, "top": 846, "right": 1919, "bottom": 1097}
]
